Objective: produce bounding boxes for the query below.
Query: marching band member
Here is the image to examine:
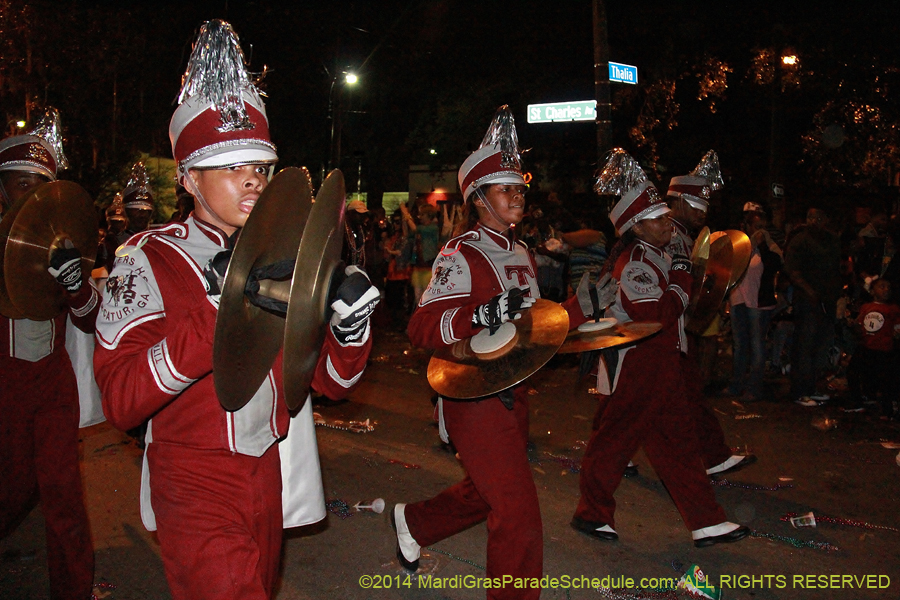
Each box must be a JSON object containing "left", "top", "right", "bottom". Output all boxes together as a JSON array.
[
  {"left": 572, "top": 149, "right": 749, "bottom": 548},
  {"left": 391, "top": 107, "right": 607, "bottom": 600},
  {"left": 93, "top": 21, "right": 377, "bottom": 600},
  {"left": 0, "top": 108, "right": 98, "bottom": 600},
  {"left": 665, "top": 152, "right": 756, "bottom": 475}
]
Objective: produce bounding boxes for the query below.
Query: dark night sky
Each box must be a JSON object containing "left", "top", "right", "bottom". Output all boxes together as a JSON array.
[{"left": 5, "top": 0, "right": 900, "bottom": 214}]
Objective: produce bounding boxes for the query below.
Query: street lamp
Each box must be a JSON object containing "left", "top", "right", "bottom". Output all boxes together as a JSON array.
[
  {"left": 327, "top": 70, "right": 359, "bottom": 172},
  {"left": 6, "top": 119, "right": 26, "bottom": 136},
  {"left": 769, "top": 50, "right": 800, "bottom": 227}
]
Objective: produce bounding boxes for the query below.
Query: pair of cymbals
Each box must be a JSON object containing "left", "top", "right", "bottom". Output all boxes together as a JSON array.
[
  {"left": 0, "top": 181, "right": 99, "bottom": 320},
  {"left": 427, "top": 299, "right": 569, "bottom": 400},
  {"left": 709, "top": 229, "right": 751, "bottom": 291},
  {"left": 689, "top": 226, "right": 711, "bottom": 312},
  {"left": 686, "top": 229, "right": 751, "bottom": 335},
  {"left": 214, "top": 167, "right": 345, "bottom": 412},
  {"left": 557, "top": 321, "right": 663, "bottom": 354}
]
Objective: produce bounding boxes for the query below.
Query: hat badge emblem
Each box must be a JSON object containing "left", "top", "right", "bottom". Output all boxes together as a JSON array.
[{"left": 27, "top": 144, "right": 49, "bottom": 163}]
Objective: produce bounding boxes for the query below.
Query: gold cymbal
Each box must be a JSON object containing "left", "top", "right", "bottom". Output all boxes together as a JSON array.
[
  {"left": 4, "top": 181, "right": 98, "bottom": 320},
  {"left": 710, "top": 229, "right": 751, "bottom": 291},
  {"left": 0, "top": 195, "right": 29, "bottom": 318},
  {"left": 557, "top": 321, "right": 663, "bottom": 354},
  {"left": 214, "top": 167, "right": 313, "bottom": 411},
  {"left": 427, "top": 299, "right": 569, "bottom": 399},
  {"left": 282, "top": 169, "right": 346, "bottom": 411},
  {"left": 688, "top": 226, "right": 711, "bottom": 315},
  {"left": 686, "top": 234, "right": 733, "bottom": 336}
]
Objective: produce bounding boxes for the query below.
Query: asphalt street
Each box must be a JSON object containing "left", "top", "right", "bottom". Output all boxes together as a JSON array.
[{"left": 2, "top": 327, "right": 900, "bottom": 600}]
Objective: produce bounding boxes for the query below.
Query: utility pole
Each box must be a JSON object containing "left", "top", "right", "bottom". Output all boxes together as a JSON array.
[{"left": 593, "top": 0, "right": 612, "bottom": 163}]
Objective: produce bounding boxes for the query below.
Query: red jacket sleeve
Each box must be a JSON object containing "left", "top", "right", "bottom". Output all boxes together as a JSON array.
[
  {"left": 311, "top": 325, "right": 372, "bottom": 399},
  {"left": 67, "top": 281, "right": 101, "bottom": 334}
]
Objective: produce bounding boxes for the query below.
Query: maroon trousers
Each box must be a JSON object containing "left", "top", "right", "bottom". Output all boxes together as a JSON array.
[
  {"left": 682, "top": 340, "right": 732, "bottom": 469},
  {"left": 576, "top": 347, "right": 726, "bottom": 531},
  {"left": 148, "top": 442, "right": 283, "bottom": 600},
  {"left": 405, "top": 394, "right": 542, "bottom": 600},
  {"left": 0, "top": 353, "right": 94, "bottom": 600}
]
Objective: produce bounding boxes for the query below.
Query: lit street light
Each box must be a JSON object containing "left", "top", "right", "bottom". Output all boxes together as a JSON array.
[
  {"left": 328, "top": 69, "right": 359, "bottom": 172},
  {"left": 5, "top": 119, "right": 26, "bottom": 136}
]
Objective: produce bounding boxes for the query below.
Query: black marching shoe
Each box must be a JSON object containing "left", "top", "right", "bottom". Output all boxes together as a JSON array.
[
  {"left": 693, "top": 523, "right": 751, "bottom": 548},
  {"left": 391, "top": 504, "right": 421, "bottom": 572},
  {"left": 570, "top": 516, "right": 619, "bottom": 541}
]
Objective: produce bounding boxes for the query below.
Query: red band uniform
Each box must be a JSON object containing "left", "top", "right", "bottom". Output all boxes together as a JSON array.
[
  {"left": 666, "top": 156, "right": 755, "bottom": 474},
  {"left": 574, "top": 150, "right": 747, "bottom": 546},
  {"left": 396, "top": 107, "right": 587, "bottom": 600},
  {"left": 0, "top": 109, "right": 97, "bottom": 600},
  {"left": 93, "top": 21, "right": 372, "bottom": 600}
]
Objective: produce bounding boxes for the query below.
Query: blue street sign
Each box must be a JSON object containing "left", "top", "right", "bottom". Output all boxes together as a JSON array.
[{"left": 609, "top": 62, "right": 638, "bottom": 85}]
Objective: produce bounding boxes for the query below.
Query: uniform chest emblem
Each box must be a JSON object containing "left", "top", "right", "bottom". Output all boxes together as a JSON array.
[{"left": 623, "top": 263, "right": 659, "bottom": 295}]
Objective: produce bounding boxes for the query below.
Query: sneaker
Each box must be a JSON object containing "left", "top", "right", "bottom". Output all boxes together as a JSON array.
[
  {"left": 809, "top": 393, "right": 831, "bottom": 402},
  {"left": 795, "top": 397, "right": 823, "bottom": 407},
  {"left": 840, "top": 406, "right": 864, "bottom": 413}
]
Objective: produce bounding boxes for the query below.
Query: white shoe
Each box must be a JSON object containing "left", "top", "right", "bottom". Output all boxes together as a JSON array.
[
  {"left": 795, "top": 396, "right": 822, "bottom": 407},
  {"left": 391, "top": 504, "right": 421, "bottom": 571},
  {"left": 706, "top": 454, "right": 756, "bottom": 475}
]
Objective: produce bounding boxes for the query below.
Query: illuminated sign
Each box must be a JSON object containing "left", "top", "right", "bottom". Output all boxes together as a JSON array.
[
  {"left": 608, "top": 61, "right": 638, "bottom": 84},
  {"left": 527, "top": 100, "right": 596, "bottom": 124}
]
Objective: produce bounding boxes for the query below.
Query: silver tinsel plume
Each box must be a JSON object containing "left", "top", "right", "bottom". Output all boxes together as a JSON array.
[
  {"left": 29, "top": 107, "right": 68, "bottom": 171},
  {"left": 593, "top": 148, "right": 647, "bottom": 196},
  {"left": 126, "top": 162, "right": 150, "bottom": 191},
  {"left": 176, "top": 19, "right": 259, "bottom": 133},
  {"left": 691, "top": 149, "right": 724, "bottom": 191},
  {"left": 479, "top": 105, "right": 522, "bottom": 170}
]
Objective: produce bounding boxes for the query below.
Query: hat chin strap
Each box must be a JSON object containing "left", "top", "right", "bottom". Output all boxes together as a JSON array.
[
  {"left": 0, "top": 179, "right": 10, "bottom": 214},
  {"left": 474, "top": 187, "right": 514, "bottom": 235},
  {"left": 183, "top": 170, "right": 223, "bottom": 229}
]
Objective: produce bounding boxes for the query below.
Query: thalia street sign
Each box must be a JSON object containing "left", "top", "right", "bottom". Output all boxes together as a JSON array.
[{"left": 608, "top": 61, "right": 638, "bottom": 84}]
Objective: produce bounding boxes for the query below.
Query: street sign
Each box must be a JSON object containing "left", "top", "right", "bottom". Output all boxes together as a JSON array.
[
  {"left": 608, "top": 61, "right": 638, "bottom": 85},
  {"left": 771, "top": 183, "right": 785, "bottom": 198},
  {"left": 527, "top": 100, "right": 596, "bottom": 124}
]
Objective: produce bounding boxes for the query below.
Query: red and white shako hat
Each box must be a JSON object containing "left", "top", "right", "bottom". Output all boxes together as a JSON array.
[
  {"left": 666, "top": 150, "right": 724, "bottom": 212},
  {"left": 169, "top": 20, "right": 277, "bottom": 183},
  {"left": 595, "top": 148, "right": 668, "bottom": 235},
  {"left": 122, "top": 161, "right": 154, "bottom": 209},
  {"left": 0, "top": 107, "right": 68, "bottom": 181},
  {"left": 458, "top": 105, "right": 526, "bottom": 201}
]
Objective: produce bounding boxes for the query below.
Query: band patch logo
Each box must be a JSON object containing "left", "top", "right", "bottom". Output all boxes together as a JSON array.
[
  {"left": 504, "top": 264, "right": 535, "bottom": 287},
  {"left": 622, "top": 262, "right": 659, "bottom": 297}
]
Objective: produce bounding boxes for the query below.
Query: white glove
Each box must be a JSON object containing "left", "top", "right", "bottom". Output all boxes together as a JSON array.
[
  {"left": 330, "top": 266, "right": 380, "bottom": 345},
  {"left": 576, "top": 272, "right": 618, "bottom": 319},
  {"left": 471, "top": 286, "right": 536, "bottom": 334}
]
